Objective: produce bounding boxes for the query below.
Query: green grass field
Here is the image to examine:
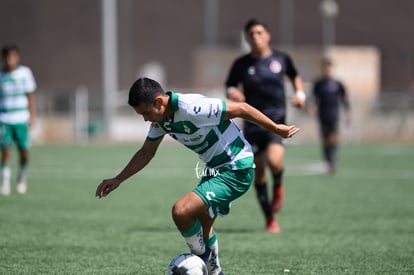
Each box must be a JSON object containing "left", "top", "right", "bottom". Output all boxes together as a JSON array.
[{"left": 0, "top": 142, "right": 413, "bottom": 274}]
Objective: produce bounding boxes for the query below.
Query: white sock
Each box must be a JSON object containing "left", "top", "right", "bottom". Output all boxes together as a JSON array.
[
  {"left": 181, "top": 219, "right": 206, "bottom": 255},
  {"left": 17, "top": 166, "right": 28, "bottom": 185},
  {"left": 209, "top": 239, "right": 219, "bottom": 261},
  {"left": 1, "top": 166, "right": 11, "bottom": 187},
  {"left": 206, "top": 234, "right": 222, "bottom": 274}
]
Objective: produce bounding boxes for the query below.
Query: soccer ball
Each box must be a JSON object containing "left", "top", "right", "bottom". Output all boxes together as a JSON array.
[{"left": 167, "top": 253, "right": 208, "bottom": 275}]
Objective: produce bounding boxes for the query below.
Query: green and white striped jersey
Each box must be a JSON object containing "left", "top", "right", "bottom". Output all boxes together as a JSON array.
[
  {"left": 147, "top": 91, "right": 254, "bottom": 170},
  {"left": 0, "top": 65, "right": 36, "bottom": 124}
]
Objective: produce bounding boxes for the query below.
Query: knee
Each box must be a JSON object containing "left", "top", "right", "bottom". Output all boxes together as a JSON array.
[
  {"left": 171, "top": 201, "right": 187, "bottom": 223},
  {"left": 268, "top": 161, "right": 283, "bottom": 174},
  {"left": 272, "top": 165, "right": 284, "bottom": 175}
]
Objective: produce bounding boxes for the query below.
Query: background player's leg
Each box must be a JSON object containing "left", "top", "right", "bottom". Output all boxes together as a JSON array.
[
  {"left": 16, "top": 149, "right": 29, "bottom": 194},
  {"left": 325, "top": 131, "right": 339, "bottom": 175},
  {"left": 0, "top": 147, "right": 11, "bottom": 196},
  {"left": 15, "top": 123, "right": 31, "bottom": 194},
  {"left": 253, "top": 154, "right": 279, "bottom": 232},
  {"left": 253, "top": 154, "right": 271, "bottom": 217},
  {"left": 267, "top": 143, "right": 285, "bottom": 213}
]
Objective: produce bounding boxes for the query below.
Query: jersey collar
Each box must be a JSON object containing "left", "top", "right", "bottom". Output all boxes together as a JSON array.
[{"left": 166, "top": 91, "right": 179, "bottom": 112}]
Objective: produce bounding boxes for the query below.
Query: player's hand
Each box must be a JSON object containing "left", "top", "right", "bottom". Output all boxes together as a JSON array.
[
  {"left": 227, "top": 88, "right": 245, "bottom": 102},
  {"left": 276, "top": 124, "right": 300, "bottom": 138},
  {"left": 95, "top": 178, "right": 121, "bottom": 198},
  {"left": 291, "top": 95, "right": 306, "bottom": 108}
]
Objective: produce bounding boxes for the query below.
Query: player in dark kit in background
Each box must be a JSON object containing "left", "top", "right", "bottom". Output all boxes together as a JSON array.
[
  {"left": 311, "top": 57, "right": 350, "bottom": 175},
  {"left": 225, "top": 19, "right": 306, "bottom": 233}
]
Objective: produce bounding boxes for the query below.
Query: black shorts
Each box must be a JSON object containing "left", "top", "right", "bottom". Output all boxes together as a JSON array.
[{"left": 244, "top": 121, "right": 285, "bottom": 155}]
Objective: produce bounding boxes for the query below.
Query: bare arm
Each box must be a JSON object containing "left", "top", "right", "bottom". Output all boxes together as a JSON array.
[
  {"left": 27, "top": 93, "right": 36, "bottom": 127},
  {"left": 341, "top": 85, "right": 351, "bottom": 126},
  {"left": 290, "top": 75, "right": 306, "bottom": 108},
  {"left": 292, "top": 75, "right": 304, "bottom": 92},
  {"left": 95, "top": 137, "right": 163, "bottom": 198},
  {"left": 224, "top": 101, "right": 300, "bottom": 138}
]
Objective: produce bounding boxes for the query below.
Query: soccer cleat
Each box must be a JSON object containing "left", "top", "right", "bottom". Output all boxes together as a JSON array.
[
  {"left": 16, "top": 183, "right": 27, "bottom": 194},
  {"left": 207, "top": 248, "right": 223, "bottom": 275},
  {"left": 271, "top": 184, "right": 284, "bottom": 213},
  {"left": 266, "top": 216, "right": 280, "bottom": 233},
  {"left": 198, "top": 246, "right": 211, "bottom": 265}
]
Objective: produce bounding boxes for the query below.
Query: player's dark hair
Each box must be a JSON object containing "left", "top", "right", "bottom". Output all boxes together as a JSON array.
[
  {"left": 128, "top": 77, "right": 165, "bottom": 107},
  {"left": 1, "top": 44, "right": 19, "bottom": 58},
  {"left": 244, "top": 18, "right": 269, "bottom": 33}
]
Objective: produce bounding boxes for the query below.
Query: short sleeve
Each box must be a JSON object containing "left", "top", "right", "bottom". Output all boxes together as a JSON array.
[
  {"left": 146, "top": 122, "right": 166, "bottom": 141},
  {"left": 225, "top": 59, "right": 242, "bottom": 88},
  {"left": 284, "top": 54, "right": 298, "bottom": 80},
  {"left": 23, "top": 67, "right": 36, "bottom": 93},
  {"left": 186, "top": 97, "right": 226, "bottom": 127}
]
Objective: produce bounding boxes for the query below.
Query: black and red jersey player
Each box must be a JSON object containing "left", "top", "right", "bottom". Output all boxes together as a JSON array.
[{"left": 225, "top": 18, "right": 306, "bottom": 233}]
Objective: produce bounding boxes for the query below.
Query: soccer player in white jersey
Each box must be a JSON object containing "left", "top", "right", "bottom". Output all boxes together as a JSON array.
[
  {"left": 0, "top": 45, "right": 36, "bottom": 196},
  {"left": 95, "top": 78, "right": 300, "bottom": 275}
]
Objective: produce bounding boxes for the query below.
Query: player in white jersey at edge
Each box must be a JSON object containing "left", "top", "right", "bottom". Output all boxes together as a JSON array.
[
  {"left": 95, "top": 77, "right": 300, "bottom": 275},
  {"left": 0, "top": 45, "right": 36, "bottom": 196}
]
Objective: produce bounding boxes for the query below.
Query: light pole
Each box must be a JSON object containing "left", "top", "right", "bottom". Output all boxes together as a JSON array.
[
  {"left": 101, "top": 0, "right": 118, "bottom": 138},
  {"left": 319, "top": 0, "right": 339, "bottom": 53}
]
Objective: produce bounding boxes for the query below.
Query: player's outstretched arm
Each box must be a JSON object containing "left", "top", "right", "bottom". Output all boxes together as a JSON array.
[
  {"left": 95, "top": 138, "right": 163, "bottom": 198},
  {"left": 224, "top": 101, "right": 300, "bottom": 138}
]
